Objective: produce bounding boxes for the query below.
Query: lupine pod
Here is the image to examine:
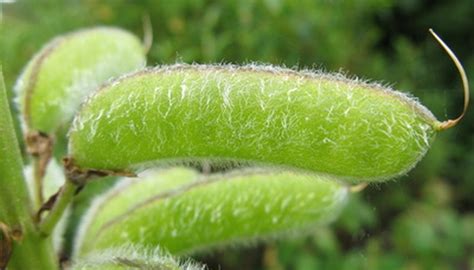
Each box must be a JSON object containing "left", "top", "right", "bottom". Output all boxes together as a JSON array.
[
  {"left": 74, "top": 168, "right": 348, "bottom": 256},
  {"left": 67, "top": 64, "right": 441, "bottom": 182},
  {"left": 70, "top": 245, "right": 206, "bottom": 270},
  {"left": 15, "top": 27, "right": 146, "bottom": 135}
]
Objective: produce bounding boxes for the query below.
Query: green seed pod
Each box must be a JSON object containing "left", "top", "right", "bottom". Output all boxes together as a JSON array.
[
  {"left": 74, "top": 168, "right": 348, "bottom": 256},
  {"left": 67, "top": 64, "right": 440, "bottom": 182},
  {"left": 67, "top": 30, "right": 468, "bottom": 183},
  {"left": 71, "top": 245, "right": 205, "bottom": 270},
  {"left": 15, "top": 27, "right": 146, "bottom": 135}
]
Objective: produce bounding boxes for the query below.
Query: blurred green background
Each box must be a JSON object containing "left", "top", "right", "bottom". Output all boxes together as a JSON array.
[{"left": 1, "top": 0, "right": 473, "bottom": 269}]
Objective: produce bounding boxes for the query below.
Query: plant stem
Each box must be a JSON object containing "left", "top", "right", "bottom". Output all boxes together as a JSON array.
[
  {"left": 0, "top": 66, "right": 58, "bottom": 269},
  {"left": 39, "top": 179, "right": 77, "bottom": 236},
  {"left": 33, "top": 157, "right": 45, "bottom": 208}
]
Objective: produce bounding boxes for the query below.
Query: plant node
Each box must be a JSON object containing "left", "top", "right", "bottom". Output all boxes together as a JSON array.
[
  {"left": 25, "top": 131, "right": 54, "bottom": 205},
  {"left": 63, "top": 157, "right": 136, "bottom": 186}
]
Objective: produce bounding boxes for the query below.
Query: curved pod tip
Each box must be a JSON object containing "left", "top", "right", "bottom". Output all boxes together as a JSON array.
[{"left": 429, "top": 29, "right": 470, "bottom": 131}]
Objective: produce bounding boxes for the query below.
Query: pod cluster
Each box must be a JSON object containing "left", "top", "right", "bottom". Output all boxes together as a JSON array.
[
  {"left": 64, "top": 62, "right": 444, "bottom": 257},
  {"left": 15, "top": 26, "right": 453, "bottom": 262}
]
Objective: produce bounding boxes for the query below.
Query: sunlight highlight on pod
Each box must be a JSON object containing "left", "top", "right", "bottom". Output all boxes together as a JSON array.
[
  {"left": 15, "top": 27, "right": 146, "bottom": 135},
  {"left": 74, "top": 168, "right": 349, "bottom": 256}
]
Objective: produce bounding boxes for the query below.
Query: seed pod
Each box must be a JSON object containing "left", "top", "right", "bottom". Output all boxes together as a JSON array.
[
  {"left": 67, "top": 64, "right": 441, "bottom": 182},
  {"left": 15, "top": 27, "right": 146, "bottom": 135},
  {"left": 74, "top": 168, "right": 348, "bottom": 256},
  {"left": 70, "top": 245, "right": 205, "bottom": 270}
]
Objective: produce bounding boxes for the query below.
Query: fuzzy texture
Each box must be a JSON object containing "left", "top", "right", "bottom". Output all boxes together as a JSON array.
[
  {"left": 70, "top": 244, "right": 206, "bottom": 270},
  {"left": 74, "top": 168, "right": 348, "bottom": 256},
  {"left": 15, "top": 27, "right": 146, "bottom": 134},
  {"left": 68, "top": 64, "right": 439, "bottom": 182}
]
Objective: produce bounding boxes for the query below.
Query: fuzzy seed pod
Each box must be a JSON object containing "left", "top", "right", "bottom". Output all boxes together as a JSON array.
[
  {"left": 15, "top": 27, "right": 146, "bottom": 135},
  {"left": 71, "top": 245, "right": 206, "bottom": 270},
  {"left": 67, "top": 64, "right": 442, "bottom": 182},
  {"left": 74, "top": 168, "right": 348, "bottom": 256}
]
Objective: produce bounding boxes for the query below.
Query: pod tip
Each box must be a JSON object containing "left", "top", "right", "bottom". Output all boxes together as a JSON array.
[
  {"left": 350, "top": 182, "right": 368, "bottom": 193},
  {"left": 142, "top": 14, "right": 153, "bottom": 55},
  {"left": 429, "top": 29, "right": 470, "bottom": 131}
]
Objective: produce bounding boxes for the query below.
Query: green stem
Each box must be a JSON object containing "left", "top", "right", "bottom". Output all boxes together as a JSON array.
[
  {"left": 39, "top": 179, "right": 77, "bottom": 236},
  {"left": 33, "top": 157, "right": 45, "bottom": 208},
  {"left": 0, "top": 66, "right": 58, "bottom": 269}
]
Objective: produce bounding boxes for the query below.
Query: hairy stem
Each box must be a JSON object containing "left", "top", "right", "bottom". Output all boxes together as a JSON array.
[
  {"left": 39, "top": 179, "right": 77, "bottom": 236},
  {"left": 0, "top": 66, "right": 58, "bottom": 269}
]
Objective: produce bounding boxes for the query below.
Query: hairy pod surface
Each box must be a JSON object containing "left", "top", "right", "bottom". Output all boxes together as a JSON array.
[
  {"left": 68, "top": 64, "right": 441, "bottom": 182},
  {"left": 71, "top": 245, "right": 205, "bottom": 270},
  {"left": 74, "top": 168, "right": 348, "bottom": 256},
  {"left": 15, "top": 27, "right": 146, "bottom": 134}
]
